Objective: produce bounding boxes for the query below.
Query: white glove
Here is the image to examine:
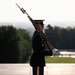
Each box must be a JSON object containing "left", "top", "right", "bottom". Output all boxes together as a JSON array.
[{"left": 52, "top": 48, "right": 58, "bottom": 55}]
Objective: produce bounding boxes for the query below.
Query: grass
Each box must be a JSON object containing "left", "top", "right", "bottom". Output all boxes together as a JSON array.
[
  {"left": 45, "top": 57, "right": 75, "bottom": 63},
  {"left": 27, "top": 57, "right": 75, "bottom": 63}
]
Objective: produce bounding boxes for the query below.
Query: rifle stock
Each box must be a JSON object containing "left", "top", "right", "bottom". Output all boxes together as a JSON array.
[{"left": 16, "top": 3, "right": 54, "bottom": 51}]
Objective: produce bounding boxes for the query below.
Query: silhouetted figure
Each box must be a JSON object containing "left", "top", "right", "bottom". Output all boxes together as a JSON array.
[
  {"left": 15, "top": 4, "right": 58, "bottom": 75},
  {"left": 30, "top": 20, "right": 47, "bottom": 75}
]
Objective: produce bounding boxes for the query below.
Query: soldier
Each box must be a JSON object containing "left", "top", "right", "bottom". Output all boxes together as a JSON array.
[
  {"left": 16, "top": 4, "right": 58, "bottom": 75},
  {"left": 30, "top": 20, "right": 47, "bottom": 75}
]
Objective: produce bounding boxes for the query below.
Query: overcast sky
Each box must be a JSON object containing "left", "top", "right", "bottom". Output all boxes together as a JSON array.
[{"left": 0, "top": 0, "right": 75, "bottom": 27}]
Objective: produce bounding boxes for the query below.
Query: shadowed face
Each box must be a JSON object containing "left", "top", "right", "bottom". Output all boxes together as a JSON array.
[
  {"left": 34, "top": 20, "right": 44, "bottom": 31},
  {"left": 37, "top": 24, "right": 44, "bottom": 31}
]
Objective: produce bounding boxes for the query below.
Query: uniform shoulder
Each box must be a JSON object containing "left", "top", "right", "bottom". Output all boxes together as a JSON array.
[
  {"left": 33, "top": 31, "right": 41, "bottom": 38},
  {"left": 34, "top": 31, "right": 40, "bottom": 35}
]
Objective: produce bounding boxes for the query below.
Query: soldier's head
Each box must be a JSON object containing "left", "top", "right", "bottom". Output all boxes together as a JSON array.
[{"left": 34, "top": 20, "right": 44, "bottom": 31}]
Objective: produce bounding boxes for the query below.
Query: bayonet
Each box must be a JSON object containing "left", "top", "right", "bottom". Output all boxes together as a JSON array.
[{"left": 16, "top": 3, "right": 25, "bottom": 14}]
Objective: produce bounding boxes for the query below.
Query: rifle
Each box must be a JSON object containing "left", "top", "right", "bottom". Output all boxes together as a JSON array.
[{"left": 16, "top": 3, "right": 54, "bottom": 51}]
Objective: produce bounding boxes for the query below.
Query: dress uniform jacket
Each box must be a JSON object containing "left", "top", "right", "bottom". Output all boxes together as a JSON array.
[{"left": 30, "top": 31, "right": 45, "bottom": 67}]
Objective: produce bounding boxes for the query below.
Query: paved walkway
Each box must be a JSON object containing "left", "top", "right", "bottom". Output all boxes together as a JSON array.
[{"left": 0, "top": 64, "right": 75, "bottom": 75}]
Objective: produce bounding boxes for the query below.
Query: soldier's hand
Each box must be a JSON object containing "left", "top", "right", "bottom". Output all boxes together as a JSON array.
[{"left": 52, "top": 48, "right": 58, "bottom": 55}]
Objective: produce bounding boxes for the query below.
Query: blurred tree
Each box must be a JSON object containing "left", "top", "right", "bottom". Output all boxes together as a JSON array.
[
  {"left": 45, "top": 25, "right": 59, "bottom": 48},
  {"left": 17, "top": 29, "right": 32, "bottom": 63},
  {"left": 0, "top": 26, "right": 32, "bottom": 63},
  {"left": 45, "top": 24, "right": 75, "bottom": 50},
  {"left": 0, "top": 26, "right": 19, "bottom": 63}
]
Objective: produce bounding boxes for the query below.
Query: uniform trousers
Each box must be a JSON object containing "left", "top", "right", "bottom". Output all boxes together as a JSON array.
[{"left": 32, "top": 67, "right": 44, "bottom": 75}]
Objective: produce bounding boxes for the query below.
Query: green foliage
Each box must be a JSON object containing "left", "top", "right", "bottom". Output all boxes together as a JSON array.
[
  {"left": 0, "top": 26, "right": 32, "bottom": 63},
  {"left": 0, "top": 26, "right": 19, "bottom": 63},
  {"left": 45, "top": 25, "right": 75, "bottom": 49},
  {"left": 17, "top": 29, "right": 32, "bottom": 63}
]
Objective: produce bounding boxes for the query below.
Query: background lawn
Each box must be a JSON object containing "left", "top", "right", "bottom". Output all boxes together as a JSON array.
[{"left": 45, "top": 57, "right": 75, "bottom": 63}]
